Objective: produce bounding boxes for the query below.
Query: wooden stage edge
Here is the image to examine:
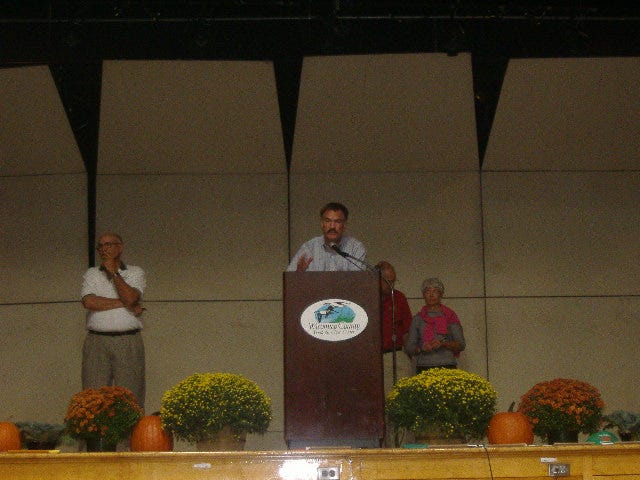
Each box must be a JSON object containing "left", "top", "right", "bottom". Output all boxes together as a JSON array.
[{"left": 2, "top": 443, "right": 640, "bottom": 480}]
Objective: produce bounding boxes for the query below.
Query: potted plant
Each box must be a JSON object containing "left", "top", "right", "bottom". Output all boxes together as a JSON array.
[
  {"left": 160, "top": 372, "right": 272, "bottom": 450},
  {"left": 64, "top": 386, "right": 143, "bottom": 451},
  {"left": 15, "top": 422, "right": 66, "bottom": 450},
  {"left": 518, "top": 378, "right": 604, "bottom": 444},
  {"left": 602, "top": 410, "right": 640, "bottom": 441},
  {"left": 385, "top": 368, "right": 497, "bottom": 443}
]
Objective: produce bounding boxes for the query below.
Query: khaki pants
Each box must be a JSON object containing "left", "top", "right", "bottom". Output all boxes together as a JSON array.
[{"left": 81, "top": 331, "right": 146, "bottom": 408}]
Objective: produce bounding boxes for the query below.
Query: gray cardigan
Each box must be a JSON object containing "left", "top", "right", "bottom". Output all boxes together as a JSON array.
[{"left": 404, "top": 311, "right": 466, "bottom": 368}]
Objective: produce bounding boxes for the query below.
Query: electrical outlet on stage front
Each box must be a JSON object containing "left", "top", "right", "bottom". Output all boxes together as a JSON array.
[
  {"left": 317, "top": 466, "right": 340, "bottom": 479},
  {"left": 548, "top": 463, "right": 570, "bottom": 476}
]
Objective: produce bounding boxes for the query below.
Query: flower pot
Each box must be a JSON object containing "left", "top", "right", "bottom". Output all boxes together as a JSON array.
[
  {"left": 545, "top": 430, "right": 579, "bottom": 444},
  {"left": 195, "top": 426, "right": 246, "bottom": 451},
  {"left": 414, "top": 424, "right": 466, "bottom": 445},
  {"left": 86, "top": 437, "right": 118, "bottom": 452}
]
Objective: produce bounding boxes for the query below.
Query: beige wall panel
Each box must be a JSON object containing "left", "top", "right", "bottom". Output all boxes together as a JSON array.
[
  {"left": 407, "top": 297, "right": 487, "bottom": 378},
  {"left": 292, "top": 53, "right": 477, "bottom": 172},
  {"left": 486, "top": 297, "right": 640, "bottom": 413},
  {"left": 0, "top": 66, "right": 84, "bottom": 176},
  {"left": 96, "top": 174, "right": 288, "bottom": 300},
  {"left": 1, "top": 175, "right": 88, "bottom": 303},
  {"left": 142, "top": 300, "right": 286, "bottom": 451},
  {"left": 484, "top": 57, "right": 640, "bottom": 171},
  {"left": 483, "top": 171, "right": 640, "bottom": 297},
  {"left": 0, "top": 304, "right": 84, "bottom": 424},
  {"left": 289, "top": 172, "right": 484, "bottom": 299},
  {"left": 98, "top": 60, "right": 285, "bottom": 174}
]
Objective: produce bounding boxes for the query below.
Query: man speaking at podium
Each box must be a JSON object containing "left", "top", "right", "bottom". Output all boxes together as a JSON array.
[
  {"left": 287, "top": 202, "right": 366, "bottom": 272},
  {"left": 284, "top": 202, "right": 380, "bottom": 449}
]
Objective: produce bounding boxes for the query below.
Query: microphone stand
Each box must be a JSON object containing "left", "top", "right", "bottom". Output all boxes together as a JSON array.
[
  {"left": 333, "top": 244, "right": 404, "bottom": 446},
  {"left": 387, "top": 278, "right": 398, "bottom": 386},
  {"left": 331, "top": 243, "right": 398, "bottom": 384},
  {"left": 383, "top": 272, "right": 401, "bottom": 448}
]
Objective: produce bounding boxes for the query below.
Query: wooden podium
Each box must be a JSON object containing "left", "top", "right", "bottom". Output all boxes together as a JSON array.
[{"left": 283, "top": 271, "right": 384, "bottom": 448}]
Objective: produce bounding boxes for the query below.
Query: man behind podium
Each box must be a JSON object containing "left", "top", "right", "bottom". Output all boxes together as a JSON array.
[
  {"left": 287, "top": 202, "right": 366, "bottom": 272},
  {"left": 284, "top": 203, "right": 378, "bottom": 449}
]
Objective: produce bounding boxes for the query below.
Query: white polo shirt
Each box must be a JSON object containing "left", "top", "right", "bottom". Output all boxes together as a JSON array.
[{"left": 81, "top": 265, "right": 146, "bottom": 332}]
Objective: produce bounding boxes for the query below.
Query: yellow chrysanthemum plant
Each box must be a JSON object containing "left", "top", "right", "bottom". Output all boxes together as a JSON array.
[
  {"left": 385, "top": 368, "right": 497, "bottom": 441},
  {"left": 160, "top": 373, "right": 272, "bottom": 443}
]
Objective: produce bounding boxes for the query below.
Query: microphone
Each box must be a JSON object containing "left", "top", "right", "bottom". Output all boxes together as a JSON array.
[
  {"left": 329, "top": 243, "right": 349, "bottom": 258},
  {"left": 329, "top": 243, "right": 379, "bottom": 273}
]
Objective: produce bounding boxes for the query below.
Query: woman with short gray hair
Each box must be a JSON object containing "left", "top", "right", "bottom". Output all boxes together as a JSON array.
[{"left": 404, "top": 277, "right": 465, "bottom": 373}]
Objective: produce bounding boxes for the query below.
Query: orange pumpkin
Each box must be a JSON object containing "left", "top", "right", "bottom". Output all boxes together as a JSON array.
[
  {"left": 487, "top": 402, "right": 534, "bottom": 445},
  {"left": 0, "top": 422, "right": 22, "bottom": 451},
  {"left": 130, "top": 414, "right": 173, "bottom": 452}
]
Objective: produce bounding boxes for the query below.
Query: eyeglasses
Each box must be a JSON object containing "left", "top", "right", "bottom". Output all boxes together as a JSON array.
[{"left": 96, "top": 242, "right": 122, "bottom": 250}]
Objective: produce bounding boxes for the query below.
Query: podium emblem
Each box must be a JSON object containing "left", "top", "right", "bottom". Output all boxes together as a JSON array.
[{"left": 300, "top": 298, "right": 369, "bottom": 342}]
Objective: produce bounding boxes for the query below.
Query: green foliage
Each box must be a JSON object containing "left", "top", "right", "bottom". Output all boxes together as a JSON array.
[
  {"left": 603, "top": 410, "right": 640, "bottom": 440},
  {"left": 15, "top": 422, "right": 65, "bottom": 447}
]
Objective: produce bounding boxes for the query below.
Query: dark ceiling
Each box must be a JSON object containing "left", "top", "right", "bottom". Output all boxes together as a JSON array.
[{"left": 2, "top": 1, "right": 640, "bottom": 61}]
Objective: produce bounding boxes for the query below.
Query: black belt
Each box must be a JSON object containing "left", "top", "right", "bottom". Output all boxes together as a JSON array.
[{"left": 89, "top": 329, "right": 140, "bottom": 336}]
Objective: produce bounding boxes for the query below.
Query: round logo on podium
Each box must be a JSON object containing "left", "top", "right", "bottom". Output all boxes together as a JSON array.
[{"left": 300, "top": 298, "right": 369, "bottom": 342}]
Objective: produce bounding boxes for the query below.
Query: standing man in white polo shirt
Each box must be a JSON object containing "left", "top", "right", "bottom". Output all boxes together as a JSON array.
[{"left": 81, "top": 232, "right": 147, "bottom": 407}]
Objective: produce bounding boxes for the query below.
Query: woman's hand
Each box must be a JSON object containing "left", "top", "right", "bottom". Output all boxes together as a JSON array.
[{"left": 420, "top": 339, "right": 442, "bottom": 352}]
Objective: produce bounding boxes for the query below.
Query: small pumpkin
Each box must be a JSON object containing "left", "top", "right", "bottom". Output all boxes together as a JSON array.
[
  {"left": 487, "top": 402, "right": 534, "bottom": 444},
  {"left": 0, "top": 422, "right": 22, "bottom": 451},
  {"left": 130, "top": 413, "right": 173, "bottom": 452}
]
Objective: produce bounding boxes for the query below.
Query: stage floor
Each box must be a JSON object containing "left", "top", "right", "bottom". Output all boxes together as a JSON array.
[{"left": 2, "top": 443, "right": 640, "bottom": 480}]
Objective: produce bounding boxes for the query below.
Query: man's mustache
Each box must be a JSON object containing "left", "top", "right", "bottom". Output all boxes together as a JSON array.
[{"left": 327, "top": 229, "right": 338, "bottom": 234}]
